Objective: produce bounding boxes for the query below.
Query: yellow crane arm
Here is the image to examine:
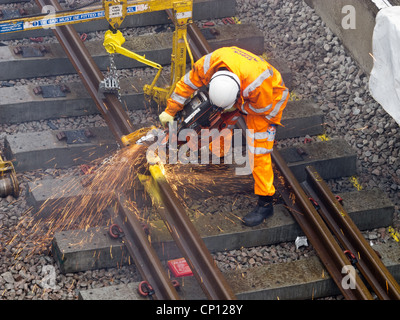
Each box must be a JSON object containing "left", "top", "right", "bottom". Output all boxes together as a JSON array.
[{"left": 103, "top": 29, "right": 162, "bottom": 71}]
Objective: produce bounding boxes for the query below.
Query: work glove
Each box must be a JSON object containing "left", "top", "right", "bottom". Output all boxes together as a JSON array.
[
  {"left": 159, "top": 111, "right": 174, "bottom": 127},
  {"left": 222, "top": 105, "right": 237, "bottom": 113},
  {"left": 222, "top": 98, "right": 240, "bottom": 113}
]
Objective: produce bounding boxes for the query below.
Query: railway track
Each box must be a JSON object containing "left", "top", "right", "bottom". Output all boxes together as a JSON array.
[{"left": 0, "top": 0, "right": 399, "bottom": 301}]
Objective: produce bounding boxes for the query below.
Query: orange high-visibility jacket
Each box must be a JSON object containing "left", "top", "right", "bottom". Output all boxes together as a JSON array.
[
  {"left": 165, "top": 46, "right": 289, "bottom": 196},
  {"left": 165, "top": 46, "right": 289, "bottom": 126}
]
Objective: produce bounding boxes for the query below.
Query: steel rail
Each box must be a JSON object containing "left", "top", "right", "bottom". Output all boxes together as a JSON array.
[
  {"left": 35, "top": 0, "right": 135, "bottom": 146},
  {"left": 303, "top": 166, "right": 400, "bottom": 300},
  {"left": 149, "top": 165, "right": 237, "bottom": 300},
  {"left": 271, "top": 149, "right": 374, "bottom": 300},
  {"left": 234, "top": 82, "right": 393, "bottom": 299},
  {"left": 115, "top": 191, "right": 180, "bottom": 300}
]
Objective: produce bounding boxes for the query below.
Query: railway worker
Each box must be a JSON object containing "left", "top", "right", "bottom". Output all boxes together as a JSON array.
[{"left": 159, "top": 46, "right": 289, "bottom": 227}]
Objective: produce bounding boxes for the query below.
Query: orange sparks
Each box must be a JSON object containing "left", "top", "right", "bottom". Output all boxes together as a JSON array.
[{"left": 2, "top": 144, "right": 148, "bottom": 257}]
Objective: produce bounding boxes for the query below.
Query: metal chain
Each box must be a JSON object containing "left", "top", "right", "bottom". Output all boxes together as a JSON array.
[
  {"left": 109, "top": 53, "right": 118, "bottom": 81},
  {"left": 108, "top": 53, "right": 121, "bottom": 101},
  {"left": 99, "top": 53, "right": 121, "bottom": 101}
]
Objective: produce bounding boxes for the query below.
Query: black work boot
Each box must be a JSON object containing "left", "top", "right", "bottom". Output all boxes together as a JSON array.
[{"left": 242, "top": 196, "right": 274, "bottom": 227}]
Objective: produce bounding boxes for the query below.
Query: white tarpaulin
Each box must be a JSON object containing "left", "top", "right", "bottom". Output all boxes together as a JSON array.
[{"left": 369, "top": 6, "right": 400, "bottom": 126}]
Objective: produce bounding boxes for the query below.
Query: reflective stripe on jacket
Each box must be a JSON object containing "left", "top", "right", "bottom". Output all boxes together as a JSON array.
[{"left": 165, "top": 46, "right": 289, "bottom": 126}]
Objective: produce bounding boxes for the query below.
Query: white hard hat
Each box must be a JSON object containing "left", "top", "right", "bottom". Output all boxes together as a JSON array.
[{"left": 209, "top": 70, "right": 240, "bottom": 109}]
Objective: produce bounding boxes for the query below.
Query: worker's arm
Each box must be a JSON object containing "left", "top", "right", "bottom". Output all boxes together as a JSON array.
[{"left": 165, "top": 54, "right": 210, "bottom": 117}]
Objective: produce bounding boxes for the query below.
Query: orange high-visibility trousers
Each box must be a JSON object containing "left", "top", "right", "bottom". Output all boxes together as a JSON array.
[
  {"left": 208, "top": 112, "right": 239, "bottom": 158},
  {"left": 245, "top": 114, "right": 276, "bottom": 196},
  {"left": 209, "top": 130, "right": 233, "bottom": 159},
  {"left": 208, "top": 113, "right": 277, "bottom": 196}
]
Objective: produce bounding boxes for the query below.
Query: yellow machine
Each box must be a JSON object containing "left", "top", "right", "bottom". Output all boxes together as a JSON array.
[
  {"left": 1, "top": 0, "right": 194, "bottom": 105},
  {"left": 0, "top": 0, "right": 194, "bottom": 195}
]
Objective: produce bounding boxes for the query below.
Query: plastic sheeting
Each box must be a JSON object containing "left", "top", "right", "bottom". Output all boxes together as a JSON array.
[{"left": 369, "top": 6, "right": 400, "bottom": 126}]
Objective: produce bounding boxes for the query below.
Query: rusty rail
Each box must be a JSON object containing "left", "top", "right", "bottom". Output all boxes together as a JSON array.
[
  {"left": 303, "top": 166, "right": 400, "bottom": 300},
  {"left": 35, "top": 0, "right": 134, "bottom": 146},
  {"left": 114, "top": 191, "right": 180, "bottom": 300},
  {"left": 270, "top": 150, "right": 400, "bottom": 299},
  {"left": 149, "top": 165, "right": 236, "bottom": 300},
  {"left": 271, "top": 150, "right": 374, "bottom": 300},
  {"left": 229, "top": 46, "right": 400, "bottom": 299}
]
